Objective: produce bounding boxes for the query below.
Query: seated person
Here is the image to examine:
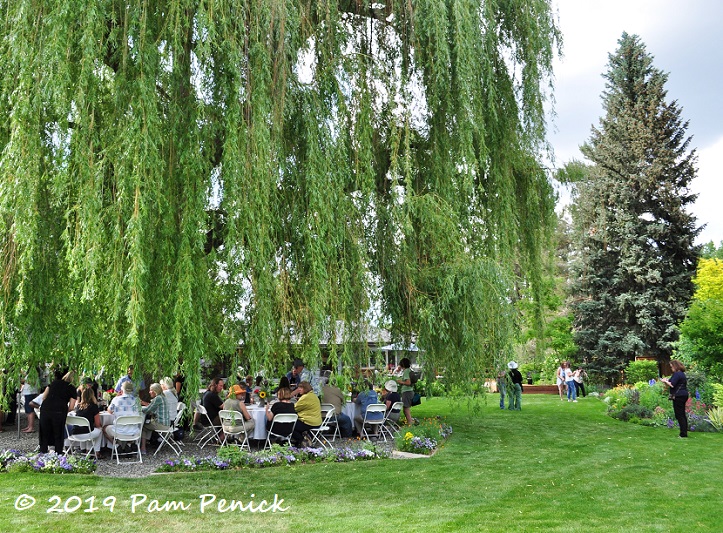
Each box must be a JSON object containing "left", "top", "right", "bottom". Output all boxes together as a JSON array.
[
  {"left": 160, "top": 377, "right": 178, "bottom": 418},
  {"left": 222, "top": 384, "right": 256, "bottom": 436},
  {"left": 383, "top": 380, "right": 401, "bottom": 412},
  {"left": 140, "top": 383, "right": 171, "bottom": 453},
  {"left": 72, "top": 387, "right": 103, "bottom": 455},
  {"left": 194, "top": 377, "right": 224, "bottom": 429},
  {"left": 321, "top": 379, "right": 353, "bottom": 438},
  {"left": 354, "top": 380, "right": 382, "bottom": 436},
  {"left": 264, "top": 386, "right": 296, "bottom": 442},
  {"left": 104, "top": 381, "right": 142, "bottom": 442},
  {"left": 291, "top": 381, "right": 322, "bottom": 447}
]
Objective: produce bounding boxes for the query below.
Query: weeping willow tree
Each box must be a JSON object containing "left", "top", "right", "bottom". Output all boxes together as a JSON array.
[{"left": 0, "top": 0, "right": 559, "bottom": 395}]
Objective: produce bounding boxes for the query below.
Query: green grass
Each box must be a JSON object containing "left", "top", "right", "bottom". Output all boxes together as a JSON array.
[{"left": 1, "top": 395, "right": 721, "bottom": 532}]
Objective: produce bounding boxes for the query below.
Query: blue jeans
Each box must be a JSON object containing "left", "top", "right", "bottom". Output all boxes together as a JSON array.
[
  {"left": 507, "top": 384, "right": 522, "bottom": 410},
  {"left": 336, "top": 413, "right": 353, "bottom": 438},
  {"left": 566, "top": 380, "right": 577, "bottom": 400},
  {"left": 499, "top": 384, "right": 506, "bottom": 409}
]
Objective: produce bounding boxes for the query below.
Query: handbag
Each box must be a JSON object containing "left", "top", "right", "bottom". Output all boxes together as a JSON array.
[{"left": 411, "top": 393, "right": 422, "bottom": 406}]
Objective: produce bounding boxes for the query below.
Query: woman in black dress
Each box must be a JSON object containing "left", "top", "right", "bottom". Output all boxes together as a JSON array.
[{"left": 39, "top": 368, "right": 77, "bottom": 453}]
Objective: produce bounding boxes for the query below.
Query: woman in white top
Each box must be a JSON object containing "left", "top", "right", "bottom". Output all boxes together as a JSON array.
[
  {"left": 161, "top": 376, "right": 179, "bottom": 420},
  {"left": 21, "top": 375, "right": 39, "bottom": 432},
  {"left": 556, "top": 363, "right": 566, "bottom": 401}
]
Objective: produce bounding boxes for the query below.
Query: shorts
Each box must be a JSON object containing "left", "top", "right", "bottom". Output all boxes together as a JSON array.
[
  {"left": 402, "top": 390, "right": 414, "bottom": 408},
  {"left": 24, "top": 394, "right": 37, "bottom": 414}
]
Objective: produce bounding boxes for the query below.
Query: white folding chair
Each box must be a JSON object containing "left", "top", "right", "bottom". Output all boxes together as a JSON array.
[
  {"left": 320, "top": 403, "right": 340, "bottom": 441},
  {"left": 361, "top": 403, "right": 387, "bottom": 441},
  {"left": 109, "top": 415, "right": 144, "bottom": 464},
  {"left": 219, "top": 410, "right": 252, "bottom": 451},
  {"left": 65, "top": 415, "right": 99, "bottom": 459},
  {"left": 194, "top": 403, "right": 222, "bottom": 449},
  {"left": 310, "top": 407, "right": 336, "bottom": 450},
  {"left": 153, "top": 423, "right": 181, "bottom": 456},
  {"left": 173, "top": 402, "right": 186, "bottom": 448},
  {"left": 381, "top": 401, "right": 404, "bottom": 439},
  {"left": 264, "top": 413, "right": 298, "bottom": 450}
]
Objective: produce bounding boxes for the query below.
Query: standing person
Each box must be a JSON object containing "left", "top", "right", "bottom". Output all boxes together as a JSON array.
[
  {"left": 396, "top": 357, "right": 415, "bottom": 426},
  {"left": 496, "top": 370, "right": 507, "bottom": 410},
  {"left": 20, "top": 373, "right": 39, "bottom": 432},
  {"left": 114, "top": 365, "right": 145, "bottom": 393},
  {"left": 565, "top": 362, "right": 577, "bottom": 402},
  {"left": 661, "top": 360, "right": 689, "bottom": 438},
  {"left": 39, "top": 368, "right": 78, "bottom": 453},
  {"left": 556, "top": 362, "right": 566, "bottom": 401},
  {"left": 507, "top": 362, "right": 523, "bottom": 411},
  {"left": 573, "top": 367, "right": 588, "bottom": 398}
]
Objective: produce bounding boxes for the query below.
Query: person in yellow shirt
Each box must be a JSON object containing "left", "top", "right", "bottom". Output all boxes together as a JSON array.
[{"left": 291, "top": 381, "right": 321, "bottom": 447}]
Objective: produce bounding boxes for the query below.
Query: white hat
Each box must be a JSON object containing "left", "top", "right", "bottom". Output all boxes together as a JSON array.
[
  {"left": 384, "top": 380, "right": 398, "bottom": 392},
  {"left": 507, "top": 361, "right": 518, "bottom": 369}
]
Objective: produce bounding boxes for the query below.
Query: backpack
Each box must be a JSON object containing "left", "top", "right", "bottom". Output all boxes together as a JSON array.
[{"left": 409, "top": 370, "right": 420, "bottom": 385}]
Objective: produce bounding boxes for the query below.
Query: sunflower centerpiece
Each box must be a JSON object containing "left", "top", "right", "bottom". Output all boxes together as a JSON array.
[{"left": 253, "top": 380, "right": 271, "bottom": 406}]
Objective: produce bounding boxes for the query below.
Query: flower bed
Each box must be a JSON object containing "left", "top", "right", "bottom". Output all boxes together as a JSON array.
[
  {"left": 157, "top": 442, "right": 390, "bottom": 473},
  {"left": 395, "top": 417, "right": 453, "bottom": 455},
  {"left": 602, "top": 383, "right": 719, "bottom": 432},
  {"left": 0, "top": 450, "right": 97, "bottom": 474}
]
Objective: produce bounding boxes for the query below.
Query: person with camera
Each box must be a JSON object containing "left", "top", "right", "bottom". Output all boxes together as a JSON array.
[{"left": 661, "top": 360, "right": 689, "bottom": 438}]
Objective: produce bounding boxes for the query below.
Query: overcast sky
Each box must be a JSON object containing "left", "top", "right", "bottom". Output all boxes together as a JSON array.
[{"left": 549, "top": 0, "right": 722, "bottom": 245}]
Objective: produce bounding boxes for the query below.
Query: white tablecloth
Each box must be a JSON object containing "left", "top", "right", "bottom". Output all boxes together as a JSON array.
[
  {"left": 246, "top": 406, "right": 268, "bottom": 440},
  {"left": 342, "top": 401, "right": 359, "bottom": 421}
]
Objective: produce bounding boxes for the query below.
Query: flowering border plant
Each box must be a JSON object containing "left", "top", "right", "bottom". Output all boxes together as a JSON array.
[
  {"left": 0, "top": 450, "right": 97, "bottom": 474},
  {"left": 394, "top": 417, "right": 453, "bottom": 455},
  {"left": 157, "top": 442, "right": 390, "bottom": 473}
]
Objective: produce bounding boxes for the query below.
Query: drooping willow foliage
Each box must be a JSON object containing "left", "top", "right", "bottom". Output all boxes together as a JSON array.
[{"left": 0, "top": 0, "right": 559, "bottom": 394}]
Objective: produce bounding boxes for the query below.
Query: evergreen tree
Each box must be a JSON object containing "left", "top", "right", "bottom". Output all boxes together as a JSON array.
[
  {"left": 569, "top": 33, "right": 701, "bottom": 383},
  {"left": 0, "top": 1, "right": 561, "bottom": 390}
]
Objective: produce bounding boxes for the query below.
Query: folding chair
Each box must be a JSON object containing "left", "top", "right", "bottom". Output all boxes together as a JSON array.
[
  {"left": 219, "top": 410, "right": 252, "bottom": 451},
  {"left": 381, "top": 401, "right": 404, "bottom": 440},
  {"left": 173, "top": 402, "right": 187, "bottom": 448},
  {"left": 65, "top": 415, "right": 99, "bottom": 459},
  {"left": 361, "top": 403, "right": 387, "bottom": 441},
  {"left": 309, "top": 407, "right": 336, "bottom": 450},
  {"left": 320, "top": 403, "right": 340, "bottom": 441},
  {"left": 193, "top": 403, "right": 222, "bottom": 449},
  {"left": 153, "top": 423, "right": 181, "bottom": 456},
  {"left": 263, "top": 413, "right": 298, "bottom": 450},
  {"left": 109, "top": 415, "right": 144, "bottom": 464}
]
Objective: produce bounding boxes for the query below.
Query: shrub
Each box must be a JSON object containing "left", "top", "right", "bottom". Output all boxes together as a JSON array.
[
  {"left": 707, "top": 407, "right": 723, "bottom": 431},
  {"left": 611, "top": 404, "right": 653, "bottom": 422},
  {"left": 625, "top": 360, "right": 658, "bottom": 384},
  {"left": 712, "top": 383, "right": 723, "bottom": 408}
]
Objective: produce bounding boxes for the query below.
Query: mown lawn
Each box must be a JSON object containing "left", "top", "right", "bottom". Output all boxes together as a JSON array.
[{"left": 1, "top": 394, "right": 720, "bottom": 532}]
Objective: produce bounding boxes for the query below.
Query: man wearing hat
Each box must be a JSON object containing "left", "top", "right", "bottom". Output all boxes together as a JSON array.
[
  {"left": 507, "top": 361, "right": 523, "bottom": 411},
  {"left": 288, "top": 359, "right": 320, "bottom": 397},
  {"left": 222, "top": 384, "right": 256, "bottom": 436}
]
